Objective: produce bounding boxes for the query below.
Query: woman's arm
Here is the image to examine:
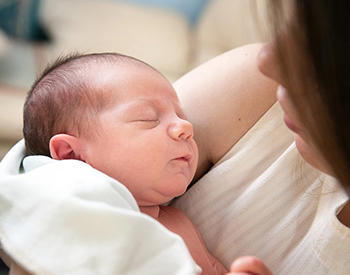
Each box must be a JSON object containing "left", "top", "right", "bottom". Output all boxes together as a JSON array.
[{"left": 174, "top": 43, "right": 278, "bottom": 181}]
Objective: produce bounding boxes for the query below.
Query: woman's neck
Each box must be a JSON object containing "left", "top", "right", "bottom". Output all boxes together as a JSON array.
[
  {"left": 337, "top": 200, "right": 350, "bottom": 228},
  {"left": 139, "top": 205, "right": 161, "bottom": 220}
]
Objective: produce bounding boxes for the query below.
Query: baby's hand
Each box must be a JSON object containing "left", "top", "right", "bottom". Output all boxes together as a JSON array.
[{"left": 226, "top": 256, "right": 273, "bottom": 275}]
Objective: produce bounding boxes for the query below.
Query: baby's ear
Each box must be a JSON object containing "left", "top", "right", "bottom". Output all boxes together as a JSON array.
[{"left": 49, "top": 134, "right": 83, "bottom": 161}]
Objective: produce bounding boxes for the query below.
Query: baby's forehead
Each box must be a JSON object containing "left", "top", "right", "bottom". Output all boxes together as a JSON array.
[
  {"left": 77, "top": 58, "right": 177, "bottom": 105},
  {"left": 87, "top": 61, "right": 160, "bottom": 86}
]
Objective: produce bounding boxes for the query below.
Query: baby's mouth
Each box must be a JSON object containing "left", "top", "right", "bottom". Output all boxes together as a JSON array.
[{"left": 174, "top": 153, "right": 192, "bottom": 163}]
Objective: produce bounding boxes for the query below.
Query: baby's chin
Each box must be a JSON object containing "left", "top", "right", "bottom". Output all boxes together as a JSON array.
[
  {"left": 161, "top": 188, "right": 190, "bottom": 205},
  {"left": 137, "top": 193, "right": 184, "bottom": 207}
]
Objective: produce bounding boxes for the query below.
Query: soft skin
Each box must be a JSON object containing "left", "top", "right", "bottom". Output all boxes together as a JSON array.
[{"left": 50, "top": 64, "right": 198, "bottom": 207}]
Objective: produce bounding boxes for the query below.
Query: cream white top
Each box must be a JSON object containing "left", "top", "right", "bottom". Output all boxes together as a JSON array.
[{"left": 172, "top": 103, "right": 350, "bottom": 275}]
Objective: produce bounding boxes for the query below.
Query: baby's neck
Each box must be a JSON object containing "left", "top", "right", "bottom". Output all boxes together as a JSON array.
[{"left": 139, "top": 205, "right": 161, "bottom": 220}]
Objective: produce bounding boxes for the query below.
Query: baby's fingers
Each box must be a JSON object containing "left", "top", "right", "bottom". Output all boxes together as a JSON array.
[{"left": 228, "top": 256, "right": 273, "bottom": 275}]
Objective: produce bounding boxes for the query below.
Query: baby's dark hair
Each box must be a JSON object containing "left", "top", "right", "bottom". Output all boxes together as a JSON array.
[{"left": 23, "top": 52, "right": 155, "bottom": 157}]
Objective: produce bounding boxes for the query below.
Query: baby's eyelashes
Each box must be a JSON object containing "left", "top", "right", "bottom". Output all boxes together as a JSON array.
[
  {"left": 133, "top": 118, "right": 160, "bottom": 128},
  {"left": 137, "top": 119, "right": 159, "bottom": 122}
]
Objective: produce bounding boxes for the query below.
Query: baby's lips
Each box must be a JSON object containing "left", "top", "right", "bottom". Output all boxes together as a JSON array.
[{"left": 173, "top": 153, "right": 192, "bottom": 163}]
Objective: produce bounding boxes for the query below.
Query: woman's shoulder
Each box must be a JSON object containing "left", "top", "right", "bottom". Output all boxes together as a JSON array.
[{"left": 174, "top": 44, "right": 278, "bottom": 180}]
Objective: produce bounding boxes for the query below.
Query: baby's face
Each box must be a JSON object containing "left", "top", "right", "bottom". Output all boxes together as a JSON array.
[{"left": 81, "top": 65, "right": 198, "bottom": 206}]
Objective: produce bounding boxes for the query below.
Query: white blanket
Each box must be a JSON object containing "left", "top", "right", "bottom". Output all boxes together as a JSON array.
[{"left": 0, "top": 140, "right": 201, "bottom": 275}]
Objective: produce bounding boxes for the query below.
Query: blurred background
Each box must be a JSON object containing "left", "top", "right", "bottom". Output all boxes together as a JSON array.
[{"left": 0, "top": 0, "right": 268, "bottom": 161}]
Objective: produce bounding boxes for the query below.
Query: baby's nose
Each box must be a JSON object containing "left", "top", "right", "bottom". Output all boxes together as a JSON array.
[{"left": 169, "top": 119, "right": 193, "bottom": 140}]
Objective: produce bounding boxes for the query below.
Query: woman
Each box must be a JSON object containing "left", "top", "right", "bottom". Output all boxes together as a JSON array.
[{"left": 173, "top": 1, "right": 350, "bottom": 274}]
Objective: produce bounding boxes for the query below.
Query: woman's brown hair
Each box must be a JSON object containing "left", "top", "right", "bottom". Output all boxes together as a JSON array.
[{"left": 266, "top": 0, "right": 350, "bottom": 195}]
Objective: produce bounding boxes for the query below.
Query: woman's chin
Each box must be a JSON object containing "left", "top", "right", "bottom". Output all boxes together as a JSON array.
[{"left": 295, "top": 135, "right": 334, "bottom": 176}]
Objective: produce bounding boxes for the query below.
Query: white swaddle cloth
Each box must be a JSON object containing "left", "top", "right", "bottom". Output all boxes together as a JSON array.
[{"left": 0, "top": 140, "right": 200, "bottom": 275}]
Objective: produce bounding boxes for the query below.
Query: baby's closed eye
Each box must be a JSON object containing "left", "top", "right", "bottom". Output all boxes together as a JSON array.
[
  {"left": 137, "top": 118, "right": 159, "bottom": 122},
  {"left": 132, "top": 117, "right": 160, "bottom": 128}
]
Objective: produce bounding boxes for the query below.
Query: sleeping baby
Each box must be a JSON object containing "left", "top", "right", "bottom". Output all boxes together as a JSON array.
[{"left": 14, "top": 52, "right": 269, "bottom": 275}]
